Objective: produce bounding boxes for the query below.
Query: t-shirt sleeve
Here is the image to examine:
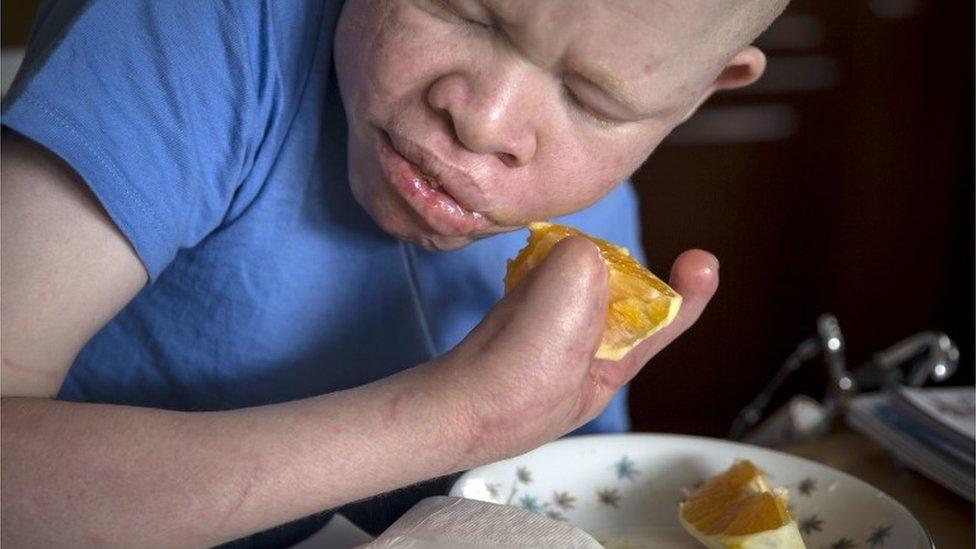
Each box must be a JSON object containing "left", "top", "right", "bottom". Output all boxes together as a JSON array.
[{"left": 2, "top": 0, "right": 274, "bottom": 281}]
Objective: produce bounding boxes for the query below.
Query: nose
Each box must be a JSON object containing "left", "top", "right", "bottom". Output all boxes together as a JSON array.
[{"left": 427, "top": 69, "right": 538, "bottom": 167}]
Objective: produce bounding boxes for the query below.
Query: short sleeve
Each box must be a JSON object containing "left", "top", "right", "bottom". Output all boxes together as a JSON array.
[{"left": 2, "top": 0, "right": 274, "bottom": 281}]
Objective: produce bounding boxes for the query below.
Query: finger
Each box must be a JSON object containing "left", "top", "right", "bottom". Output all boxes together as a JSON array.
[
  {"left": 655, "top": 248, "right": 720, "bottom": 348},
  {"left": 590, "top": 249, "right": 719, "bottom": 388},
  {"left": 460, "top": 236, "right": 610, "bottom": 365}
]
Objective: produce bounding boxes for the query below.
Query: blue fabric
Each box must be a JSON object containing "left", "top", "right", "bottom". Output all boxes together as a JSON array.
[{"left": 2, "top": 0, "right": 647, "bottom": 543}]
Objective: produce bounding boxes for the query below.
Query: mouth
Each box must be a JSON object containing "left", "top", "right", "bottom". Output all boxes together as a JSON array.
[
  {"left": 411, "top": 164, "right": 443, "bottom": 191},
  {"left": 378, "top": 130, "right": 491, "bottom": 237}
]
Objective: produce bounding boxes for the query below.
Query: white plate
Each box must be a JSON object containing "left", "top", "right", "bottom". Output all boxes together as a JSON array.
[{"left": 450, "top": 434, "right": 932, "bottom": 548}]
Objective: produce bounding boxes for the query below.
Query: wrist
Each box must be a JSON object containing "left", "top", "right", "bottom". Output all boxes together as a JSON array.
[
  {"left": 421, "top": 354, "right": 526, "bottom": 471},
  {"left": 411, "top": 358, "right": 486, "bottom": 471}
]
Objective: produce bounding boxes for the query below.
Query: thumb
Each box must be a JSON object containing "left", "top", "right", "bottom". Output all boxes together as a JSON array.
[{"left": 463, "top": 236, "right": 609, "bottom": 364}]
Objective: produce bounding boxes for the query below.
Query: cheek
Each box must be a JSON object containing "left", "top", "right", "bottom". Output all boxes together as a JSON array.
[
  {"left": 508, "top": 131, "right": 655, "bottom": 221},
  {"left": 341, "top": 3, "right": 465, "bottom": 117}
]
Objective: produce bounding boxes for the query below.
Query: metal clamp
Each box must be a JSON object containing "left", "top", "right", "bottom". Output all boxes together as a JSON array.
[{"left": 729, "top": 313, "right": 960, "bottom": 441}]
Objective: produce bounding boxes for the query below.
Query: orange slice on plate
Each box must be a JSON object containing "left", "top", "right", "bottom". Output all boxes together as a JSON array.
[
  {"left": 679, "top": 460, "right": 806, "bottom": 548},
  {"left": 504, "top": 222, "right": 681, "bottom": 361}
]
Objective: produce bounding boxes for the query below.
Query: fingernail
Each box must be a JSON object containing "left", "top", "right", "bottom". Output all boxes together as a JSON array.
[{"left": 705, "top": 251, "right": 719, "bottom": 271}]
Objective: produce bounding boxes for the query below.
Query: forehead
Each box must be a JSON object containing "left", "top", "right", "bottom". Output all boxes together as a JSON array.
[
  {"left": 486, "top": 0, "right": 717, "bottom": 105},
  {"left": 489, "top": 0, "right": 662, "bottom": 66}
]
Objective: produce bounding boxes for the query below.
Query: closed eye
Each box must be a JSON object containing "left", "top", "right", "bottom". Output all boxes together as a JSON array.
[
  {"left": 429, "top": 0, "right": 492, "bottom": 30},
  {"left": 562, "top": 85, "right": 622, "bottom": 127}
]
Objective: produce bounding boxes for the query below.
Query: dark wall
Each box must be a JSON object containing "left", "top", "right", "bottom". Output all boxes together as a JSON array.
[
  {"left": 630, "top": 0, "right": 974, "bottom": 435},
  {"left": 1, "top": 1, "right": 36, "bottom": 47}
]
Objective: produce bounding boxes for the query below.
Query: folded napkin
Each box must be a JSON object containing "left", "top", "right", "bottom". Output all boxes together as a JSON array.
[{"left": 358, "top": 496, "right": 603, "bottom": 549}]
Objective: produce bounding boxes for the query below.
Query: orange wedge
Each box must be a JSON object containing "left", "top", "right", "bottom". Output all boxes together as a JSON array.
[
  {"left": 679, "top": 460, "right": 806, "bottom": 548},
  {"left": 504, "top": 222, "right": 681, "bottom": 361}
]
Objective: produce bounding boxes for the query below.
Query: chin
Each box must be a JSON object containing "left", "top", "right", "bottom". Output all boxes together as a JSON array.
[
  {"left": 382, "top": 218, "right": 482, "bottom": 251},
  {"left": 348, "top": 177, "right": 475, "bottom": 251},
  {"left": 413, "top": 234, "right": 476, "bottom": 251}
]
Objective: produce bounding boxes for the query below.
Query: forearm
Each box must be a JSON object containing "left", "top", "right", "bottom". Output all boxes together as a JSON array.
[{"left": 0, "top": 361, "right": 473, "bottom": 548}]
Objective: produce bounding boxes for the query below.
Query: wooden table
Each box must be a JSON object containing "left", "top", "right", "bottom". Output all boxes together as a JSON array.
[{"left": 782, "top": 430, "right": 974, "bottom": 549}]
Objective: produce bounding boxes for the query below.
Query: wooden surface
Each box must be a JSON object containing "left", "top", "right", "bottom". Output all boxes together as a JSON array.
[{"left": 782, "top": 430, "right": 974, "bottom": 549}]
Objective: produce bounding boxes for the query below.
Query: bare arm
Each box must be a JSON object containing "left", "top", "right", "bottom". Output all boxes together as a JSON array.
[
  {"left": 1, "top": 365, "right": 471, "bottom": 547},
  {"left": 1, "top": 133, "right": 719, "bottom": 547},
  {"left": 0, "top": 133, "right": 472, "bottom": 547},
  {"left": 1, "top": 132, "right": 146, "bottom": 396}
]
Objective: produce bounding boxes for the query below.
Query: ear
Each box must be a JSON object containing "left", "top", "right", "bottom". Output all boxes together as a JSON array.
[
  {"left": 713, "top": 46, "right": 767, "bottom": 91},
  {"left": 678, "top": 46, "right": 767, "bottom": 123}
]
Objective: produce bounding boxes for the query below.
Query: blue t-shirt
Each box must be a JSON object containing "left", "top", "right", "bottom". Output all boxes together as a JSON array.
[{"left": 2, "top": 0, "right": 647, "bottom": 543}]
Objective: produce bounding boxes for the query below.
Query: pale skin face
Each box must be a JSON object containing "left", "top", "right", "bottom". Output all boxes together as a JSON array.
[{"left": 335, "top": 0, "right": 765, "bottom": 250}]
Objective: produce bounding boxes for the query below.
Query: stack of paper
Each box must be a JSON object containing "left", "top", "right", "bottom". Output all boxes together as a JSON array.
[{"left": 846, "top": 386, "right": 975, "bottom": 501}]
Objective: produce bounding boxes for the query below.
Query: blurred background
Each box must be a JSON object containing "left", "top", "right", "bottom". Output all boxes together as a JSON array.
[
  {"left": 3, "top": 0, "right": 973, "bottom": 437},
  {"left": 631, "top": 0, "right": 975, "bottom": 437}
]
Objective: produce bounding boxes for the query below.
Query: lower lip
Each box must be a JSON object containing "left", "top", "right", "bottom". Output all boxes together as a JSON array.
[{"left": 379, "top": 133, "right": 489, "bottom": 236}]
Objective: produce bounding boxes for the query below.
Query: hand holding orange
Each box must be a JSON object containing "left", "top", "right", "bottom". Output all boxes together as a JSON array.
[{"left": 505, "top": 222, "right": 682, "bottom": 361}]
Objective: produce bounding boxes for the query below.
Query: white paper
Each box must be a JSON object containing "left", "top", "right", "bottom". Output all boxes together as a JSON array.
[
  {"left": 893, "top": 386, "right": 975, "bottom": 442},
  {"left": 358, "top": 496, "right": 603, "bottom": 549},
  {"left": 847, "top": 392, "right": 975, "bottom": 501},
  {"left": 290, "top": 514, "right": 374, "bottom": 549}
]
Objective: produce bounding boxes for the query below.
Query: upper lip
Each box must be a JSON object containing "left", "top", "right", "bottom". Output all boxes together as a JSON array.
[{"left": 385, "top": 132, "right": 485, "bottom": 213}]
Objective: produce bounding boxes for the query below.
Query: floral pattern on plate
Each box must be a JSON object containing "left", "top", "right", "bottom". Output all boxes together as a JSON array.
[{"left": 452, "top": 434, "right": 929, "bottom": 548}]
